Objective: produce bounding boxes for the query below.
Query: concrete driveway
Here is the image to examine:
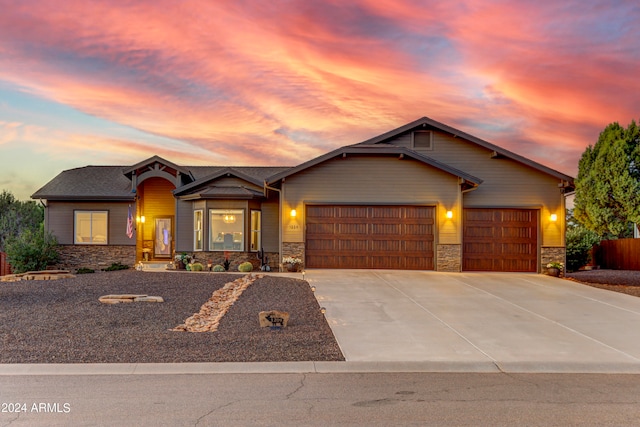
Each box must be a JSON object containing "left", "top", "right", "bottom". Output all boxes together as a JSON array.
[{"left": 307, "top": 270, "right": 640, "bottom": 373}]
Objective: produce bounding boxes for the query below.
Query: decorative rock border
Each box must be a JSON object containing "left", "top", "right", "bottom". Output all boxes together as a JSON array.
[{"left": 172, "top": 274, "right": 262, "bottom": 333}]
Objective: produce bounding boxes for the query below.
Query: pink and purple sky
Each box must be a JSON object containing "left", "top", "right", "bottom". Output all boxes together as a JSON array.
[{"left": 1, "top": 0, "right": 638, "bottom": 200}]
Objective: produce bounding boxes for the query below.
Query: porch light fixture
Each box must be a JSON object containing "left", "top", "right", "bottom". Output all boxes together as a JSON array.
[
  {"left": 550, "top": 214, "right": 558, "bottom": 222},
  {"left": 290, "top": 209, "right": 297, "bottom": 218},
  {"left": 137, "top": 215, "right": 145, "bottom": 223},
  {"left": 446, "top": 210, "right": 453, "bottom": 219}
]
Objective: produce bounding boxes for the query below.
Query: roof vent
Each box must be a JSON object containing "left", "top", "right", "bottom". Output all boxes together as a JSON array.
[{"left": 412, "top": 131, "right": 432, "bottom": 150}]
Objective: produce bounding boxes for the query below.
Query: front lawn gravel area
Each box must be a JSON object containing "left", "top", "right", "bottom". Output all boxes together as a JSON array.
[
  {"left": 566, "top": 269, "right": 640, "bottom": 297},
  {"left": 0, "top": 270, "right": 344, "bottom": 363}
]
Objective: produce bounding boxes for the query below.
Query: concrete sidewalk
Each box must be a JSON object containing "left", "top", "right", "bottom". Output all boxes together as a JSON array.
[{"left": 2, "top": 269, "right": 640, "bottom": 375}]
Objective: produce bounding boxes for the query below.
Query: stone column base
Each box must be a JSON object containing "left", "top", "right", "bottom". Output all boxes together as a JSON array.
[
  {"left": 541, "top": 246, "right": 566, "bottom": 274},
  {"left": 436, "top": 244, "right": 461, "bottom": 272},
  {"left": 282, "top": 242, "right": 305, "bottom": 271}
]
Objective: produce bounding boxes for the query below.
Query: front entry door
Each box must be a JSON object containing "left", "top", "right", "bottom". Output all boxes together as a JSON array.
[{"left": 154, "top": 217, "right": 172, "bottom": 258}]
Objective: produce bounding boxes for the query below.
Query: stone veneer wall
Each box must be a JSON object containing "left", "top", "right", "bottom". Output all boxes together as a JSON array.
[
  {"left": 436, "top": 244, "right": 461, "bottom": 272},
  {"left": 189, "top": 251, "right": 279, "bottom": 271},
  {"left": 281, "top": 242, "right": 305, "bottom": 271},
  {"left": 541, "top": 246, "right": 566, "bottom": 274},
  {"left": 55, "top": 245, "right": 136, "bottom": 272}
]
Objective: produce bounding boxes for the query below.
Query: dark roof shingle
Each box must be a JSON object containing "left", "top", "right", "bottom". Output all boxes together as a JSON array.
[
  {"left": 31, "top": 166, "right": 134, "bottom": 200},
  {"left": 31, "top": 164, "right": 292, "bottom": 200}
]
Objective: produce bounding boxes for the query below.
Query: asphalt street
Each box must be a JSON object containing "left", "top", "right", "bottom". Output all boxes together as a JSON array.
[{"left": 2, "top": 372, "right": 640, "bottom": 426}]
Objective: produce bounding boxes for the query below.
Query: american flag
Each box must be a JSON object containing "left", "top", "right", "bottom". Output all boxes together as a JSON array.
[{"left": 126, "top": 205, "right": 134, "bottom": 239}]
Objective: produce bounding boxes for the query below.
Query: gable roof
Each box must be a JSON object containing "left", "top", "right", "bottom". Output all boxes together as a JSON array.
[
  {"left": 266, "top": 143, "right": 483, "bottom": 190},
  {"left": 31, "top": 166, "right": 135, "bottom": 201},
  {"left": 174, "top": 166, "right": 290, "bottom": 199},
  {"left": 173, "top": 166, "right": 288, "bottom": 197},
  {"left": 123, "top": 155, "right": 192, "bottom": 179},
  {"left": 357, "top": 116, "right": 575, "bottom": 184}
]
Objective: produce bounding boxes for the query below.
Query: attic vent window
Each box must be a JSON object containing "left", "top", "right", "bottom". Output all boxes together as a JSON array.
[{"left": 412, "top": 131, "right": 433, "bottom": 150}]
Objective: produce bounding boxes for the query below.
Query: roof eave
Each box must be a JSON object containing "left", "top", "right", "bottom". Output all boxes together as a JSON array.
[
  {"left": 177, "top": 193, "right": 264, "bottom": 201},
  {"left": 31, "top": 195, "right": 135, "bottom": 201}
]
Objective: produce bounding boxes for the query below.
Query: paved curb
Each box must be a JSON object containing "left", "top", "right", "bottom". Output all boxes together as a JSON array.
[{"left": 2, "top": 361, "right": 640, "bottom": 376}]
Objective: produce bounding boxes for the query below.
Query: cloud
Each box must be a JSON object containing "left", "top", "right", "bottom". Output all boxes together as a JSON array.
[{"left": 0, "top": 0, "right": 638, "bottom": 186}]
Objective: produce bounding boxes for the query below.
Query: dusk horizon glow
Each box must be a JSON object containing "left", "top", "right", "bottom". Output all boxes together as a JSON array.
[{"left": 1, "top": 1, "right": 638, "bottom": 200}]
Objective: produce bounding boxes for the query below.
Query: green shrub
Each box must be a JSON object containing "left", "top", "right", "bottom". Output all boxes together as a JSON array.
[
  {"left": 212, "top": 264, "right": 225, "bottom": 272},
  {"left": 104, "top": 262, "right": 129, "bottom": 271},
  {"left": 76, "top": 267, "right": 95, "bottom": 274},
  {"left": 566, "top": 226, "right": 600, "bottom": 272},
  {"left": 191, "top": 262, "right": 204, "bottom": 271},
  {"left": 5, "top": 224, "right": 59, "bottom": 274},
  {"left": 238, "top": 261, "right": 253, "bottom": 272}
]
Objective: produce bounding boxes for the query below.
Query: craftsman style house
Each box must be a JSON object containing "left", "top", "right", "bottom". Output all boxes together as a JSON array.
[{"left": 32, "top": 117, "right": 574, "bottom": 272}]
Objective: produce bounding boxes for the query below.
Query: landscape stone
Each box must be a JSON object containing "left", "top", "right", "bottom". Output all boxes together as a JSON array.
[
  {"left": 1, "top": 270, "right": 74, "bottom": 282},
  {"left": 134, "top": 296, "right": 164, "bottom": 303},
  {"left": 99, "top": 294, "right": 163, "bottom": 304},
  {"left": 259, "top": 310, "right": 290, "bottom": 328}
]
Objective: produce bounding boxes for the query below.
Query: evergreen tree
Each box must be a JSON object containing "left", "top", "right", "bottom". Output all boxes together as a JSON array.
[
  {"left": 574, "top": 120, "right": 640, "bottom": 238},
  {"left": 0, "top": 190, "right": 45, "bottom": 252}
]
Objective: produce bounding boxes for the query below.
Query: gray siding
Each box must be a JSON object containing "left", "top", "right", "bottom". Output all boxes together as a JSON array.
[
  {"left": 282, "top": 155, "right": 460, "bottom": 243},
  {"left": 261, "top": 199, "right": 280, "bottom": 252},
  {"left": 389, "top": 130, "right": 565, "bottom": 246},
  {"left": 174, "top": 199, "right": 193, "bottom": 252},
  {"left": 46, "top": 201, "right": 134, "bottom": 246}
]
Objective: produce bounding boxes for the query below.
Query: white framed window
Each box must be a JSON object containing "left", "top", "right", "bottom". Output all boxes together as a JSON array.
[
  {"left": 209, "top": 209, "right": 244, "bottom": 251},
  {"left": 412, "top": 130, "right": 433, "bottom": 150},
  {"left": 250, "top": 210, "right": 261, "bottom": 252},
  {"left": 194, "top": 210, "right": 203, "bottom": 251},
  {"left": 74, "top": 211, "right": 108, "bottom": 244}
]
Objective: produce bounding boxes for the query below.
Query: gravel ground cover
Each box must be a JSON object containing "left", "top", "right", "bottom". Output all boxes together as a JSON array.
[
  {"left": 0, "top": 270, "right": 344, "bottom": 363},
  {"left": 566, "top": 270, "right": 640, "bottom": 297}
]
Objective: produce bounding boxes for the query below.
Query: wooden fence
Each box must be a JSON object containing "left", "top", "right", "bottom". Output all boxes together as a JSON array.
[
  {"left": 0, "top": 252, "right": 11, "bottom": 276},
  {"left": 594, "top": 239, "right": 640, "bottom": 270}
]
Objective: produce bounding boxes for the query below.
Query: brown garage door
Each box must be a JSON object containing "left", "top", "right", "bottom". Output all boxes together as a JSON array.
[
  {"left": 463, "top": 208, "right": 538, "bottom": 272},
  {"left": 306, "top": 205, "right": 434, "bottom": 270}
]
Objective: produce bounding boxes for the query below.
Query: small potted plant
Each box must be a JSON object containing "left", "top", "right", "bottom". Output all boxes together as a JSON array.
[
  {"left": 546, "top": 261, "right": 564, "bottom": 277},
  {"left": 282, "top": 256, "right": 302, "bottom": 272}
]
